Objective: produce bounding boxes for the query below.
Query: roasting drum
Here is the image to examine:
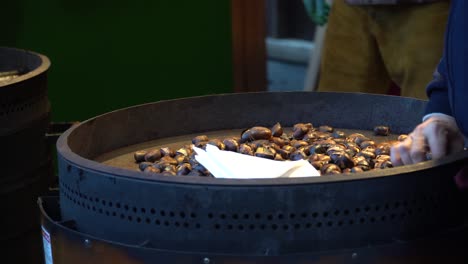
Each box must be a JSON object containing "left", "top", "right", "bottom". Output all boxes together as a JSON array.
[
  {"left": 1, "top": 47, "right": 52, "bottom": 263},
  {"left": 57, "top": 92, "right": 468, "bottom": 257}
]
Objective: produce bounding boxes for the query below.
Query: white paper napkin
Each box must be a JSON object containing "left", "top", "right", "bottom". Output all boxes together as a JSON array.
[{"left": 193, "top": 144, "right": 320, "bottom": 179}]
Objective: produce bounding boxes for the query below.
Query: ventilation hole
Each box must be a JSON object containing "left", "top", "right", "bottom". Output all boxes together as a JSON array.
[
  {"left": 164, "top": 221, "right": 169, "bottom": 226},
  {"left": 243, "top": 214, "right": 249, "bottom": 219},
  {"left": 364, "top": 206, "right": 370, "bottom": 212},
  {"left": 394, "top": 202, "right": 400, "bottom": 208},
  {"left": 238, "top": 225, "right": 244, "bottom": 230},
  {"left": 327, "top": 221, "right": 333, "bottom": 227},
  {"left": 79, "top": 170, "right": 84, "bottom": 176},
  {"left": 128, "top": 216, "right": 133, "bottom": 221},
  {"left": 102, "top": 200, "right": 106, "bottom": 206},
  {"left": 400, "top": 213, "right": 406, "bottom": 219},
  {"left": 67, "top": 165, "right": 72, "bottom": 173},
  {"left": 375, "top": 206, "right": 380, "bottom": 211},
  {"left": 381, "top": 216, "right": 386, "bottom": 221},
  {"left": 323, "top": 212, "right": 329, "bottom": 217},
  {"left": 349, "top": 220, "right": 354, "bottom": 225},
  {"left": 227, "top": 224, "right": 233, "bottom": 230},
  {"left": 255, "top": 213, "right": 261, "bottom": 219},
  {"left": 249, "top": 224, "right": 255, "bottom": 230},
  {"left": 183, "top": 222, "right": 189, "bottom": 228},
  {"left": 180, "top": 212, "right": 186, "bottom": 218},
  {"left": 169, "top": 211, "right": 175, "bottom": 217},
  {"left": 289, "top": 213, "right": 296, "bottom": 219},
  {"left": 267, "top": 215, "right": 273, "bottom": 220},
  {"left": 260, "top": 224, "right": 266, "bottom": 230},
  {"left": 175, "top": 222, "right": 180, "bottom": 227},
  {"left": 191, "top": 213, "right": 197, "bottom": 218},
  {"left": 109, "top": 202, "right": 113, "bottom": 207},
  {"left": 160, "top": 211, "right": 166, "bottom": 216},
  {"left": 344, "top": 210, "right": 350, "bottom": 215},
  {"left": 146, "top": 218, "right": 151, "bottom": 224},
  {"left": 92, "top": 206, "right": 96, "bottom": 211},
  {"left": 312, "top": 212, "right": 318, "bottom": 218},
  {"left": 116, "top": 203, "right": 121, "bottom": 209},
  {"left": 408, "top": 209, "right": 413, "bottom": 215},
  {"left": 316, "top": 222, "right": 322, "bottom": 228},
  {"left": 294, "top": 223, "right": 301, "bottom": 229},
  {"left": 195, "top": 223, "right": 201, "bottom": 229},
  {"left": 95, "top": 197, "right": 100, "bottom": 203},
  {"left": 301, "top": 212, "right": 308, "bottom": 218},
  {"left": 278, "top": 214, "right": 284, "bottom": 220},
  {"left": 272, "top": 224, "right": 278, "bottom": 230},
  {"left": 390, "top": 214, "right": 396, "bottom": 220},
  {"left": 112, "top": 212, "right": 116, "bottom": 217},
  {"left": 232, "top": 214, "right": 239, "bottom": 220},
  {"left": 155, "top": 220, "right": 161, "bottom": 225},
  {"left": 87, "top": 205, "right": 90, "bottom": 210},
  {"left": 133, "top": 207, "right": 137, "bottom": 213},
  {"left": 338, "top": 221, "right": 343, "bottom": 226},
  {"left": 141, "top": 208, "right": 146, "bottom": 214},
  {"left": 355, "top": 208, "right": 361, "bottom": 213},
  {"left": 306, "top": 223, "right": 312, "bottom": 229},
  {"left": 208, "top": 213, "right": 214, "bottom": 219},
  {"left": 137, "top": 217, "right": 142, "bottom": 223},
  {"left": 120, "top": 214, "right": 125, "bottom": 219},
  {"left": 282, "top": 224, "right": 289, "bottom": 230},
  {"left": 403, "top": 201, "right": 408, "bottom": 207},
  {"left": 150, "top": 208, "right": 156, "bottom": 214},
  {"left": 334, "top": 210, "right": 340, "bottom": 216},
  {"left": 220, "top": 213, "right": 226, "bottom": 219},
  {"left": 360, "top": 218, "right": 365, "bottom": 224},
  {"left": 98, "top": 209, "right": 103, "bottom": 214},
  {"left": 215, "top": 224, "right": 221, "bottom": 230},
  {"left": 384, "top": 204, "right": 390, "bottom": 210},
  {"left": 370, "top": 217, "right": 376, "bottom": 223},
  {"left": 124, "top": 205, "right": 129, "bottom": 211}
]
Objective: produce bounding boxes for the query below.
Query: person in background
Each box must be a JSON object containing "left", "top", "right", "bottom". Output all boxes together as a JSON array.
[
  {"left": 390, "top": 0, "right": 467, "bottom": 187},
  {"left": 312, "top": 0, "right": 450, "bottom": 99}
]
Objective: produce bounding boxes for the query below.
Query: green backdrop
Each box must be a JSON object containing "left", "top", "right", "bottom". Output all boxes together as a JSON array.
[{"left": 1, "top": 0, "right": 234, "bottom": 122}]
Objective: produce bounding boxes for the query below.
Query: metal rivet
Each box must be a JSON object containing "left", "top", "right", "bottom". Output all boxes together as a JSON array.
[
  {"left": 203, "top": 257, "right": 210, "bottom": 264},
  {"left": 84, "top": 239, "right": 92, "bottom": 248},
  {"left": 352, "top": 253, "right": 358, "bottom": 259}
]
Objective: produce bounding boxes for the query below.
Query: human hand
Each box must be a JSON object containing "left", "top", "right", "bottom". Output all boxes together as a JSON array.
[
  {"left": 303, "top": 0, "right": 330, "bottom": 26},
  {"left": 390, "top": 114, "right": 465, "bottom": 166}
]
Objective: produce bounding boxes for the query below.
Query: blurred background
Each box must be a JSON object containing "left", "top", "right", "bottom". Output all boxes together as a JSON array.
[{"left": 0, "top": 0, "right": 319, "bottom": 122}]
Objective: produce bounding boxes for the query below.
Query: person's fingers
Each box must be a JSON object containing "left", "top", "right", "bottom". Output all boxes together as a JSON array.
[
  {"left": 409, "top": 133, "right": 428, "bottom": 163},
  {"left": 390, "top": 143, "right": 403, "bottom": 166},
  {"left": 398, "top": 136, "right": 414, "bottom": 165},
  {"left": 424, "top": 122, "right": 448, "bottom": 160}
]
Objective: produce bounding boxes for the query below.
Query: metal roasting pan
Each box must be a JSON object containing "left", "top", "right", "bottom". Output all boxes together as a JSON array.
[{"left": 56, "top": 92, "right": 468, "bottom": 256}]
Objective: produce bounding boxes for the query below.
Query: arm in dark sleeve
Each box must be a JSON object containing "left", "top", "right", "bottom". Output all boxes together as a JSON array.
[{"left": 424, "top": 57, "right": 453, "bottom": 117}]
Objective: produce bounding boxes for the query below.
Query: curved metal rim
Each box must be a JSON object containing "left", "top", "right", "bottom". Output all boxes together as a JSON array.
[
  {"left": 0, "top": 46, "right": 51, "bottom": 87},
  {"left": 57, "top": 92, "right": 468, "bottom": 187}
]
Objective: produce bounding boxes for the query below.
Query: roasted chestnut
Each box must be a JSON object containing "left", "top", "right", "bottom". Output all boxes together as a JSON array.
[
  {"left": 143, "top": 166, "right": 160, "bottom": 174},
  {"left": 144, "top": 149, "right": 162, "bottom": 162},
  {"left": 271, "top": 122, "right": 283, "bottom": 137},
  {"left": 134, "top": 150, "right": 147, "bottom": 162},
  {"left": 398, "top": 134, "right": 408, "bottom": 141},
  {"left": 192, "top": 135, "right": 209, "bottom": 144},
  {"left": 321, "top": 163, "right": 341, "bottom": 175},
  {"left": 255, "top": 146, "right": 276, "bottom": 159},
  {"left": 176, "top": 163, "right": 192, "bottom": 176},
  {"left": 223, "top": 138, "right": 239, "bottom": 152},
  {"left": 138, "top": 162, "right": 153, "bottom": 171},
  {"left": 239, "top": 144, "right": 254, "bottom": 155},
  {"left": 241, "top": 126, "right": 272, "bottom": 142},
  {"left": 289, "top": 150, "right": 307, "bottom": 161},
  {"left": 374, "top": 126, "right": 390, "bottom": 136}
]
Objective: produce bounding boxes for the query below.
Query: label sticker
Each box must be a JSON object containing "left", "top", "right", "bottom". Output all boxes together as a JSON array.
[{"left": 42, "top": 226, "right": 53, "bottom": 264}]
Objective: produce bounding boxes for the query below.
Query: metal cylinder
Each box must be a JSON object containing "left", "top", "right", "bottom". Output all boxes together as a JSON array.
[{"left": 0, "top": 47, "right": 52, "bottom": 263}]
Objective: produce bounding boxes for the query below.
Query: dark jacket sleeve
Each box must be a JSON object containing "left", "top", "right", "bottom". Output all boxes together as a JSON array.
[{"left": 424, "top": 57, "right": 453, "bottom": 117}]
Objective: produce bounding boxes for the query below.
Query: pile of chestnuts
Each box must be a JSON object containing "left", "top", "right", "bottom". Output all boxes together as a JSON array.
[{"left": 134, "top": 123, "right": 407, "bottom": 177}]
